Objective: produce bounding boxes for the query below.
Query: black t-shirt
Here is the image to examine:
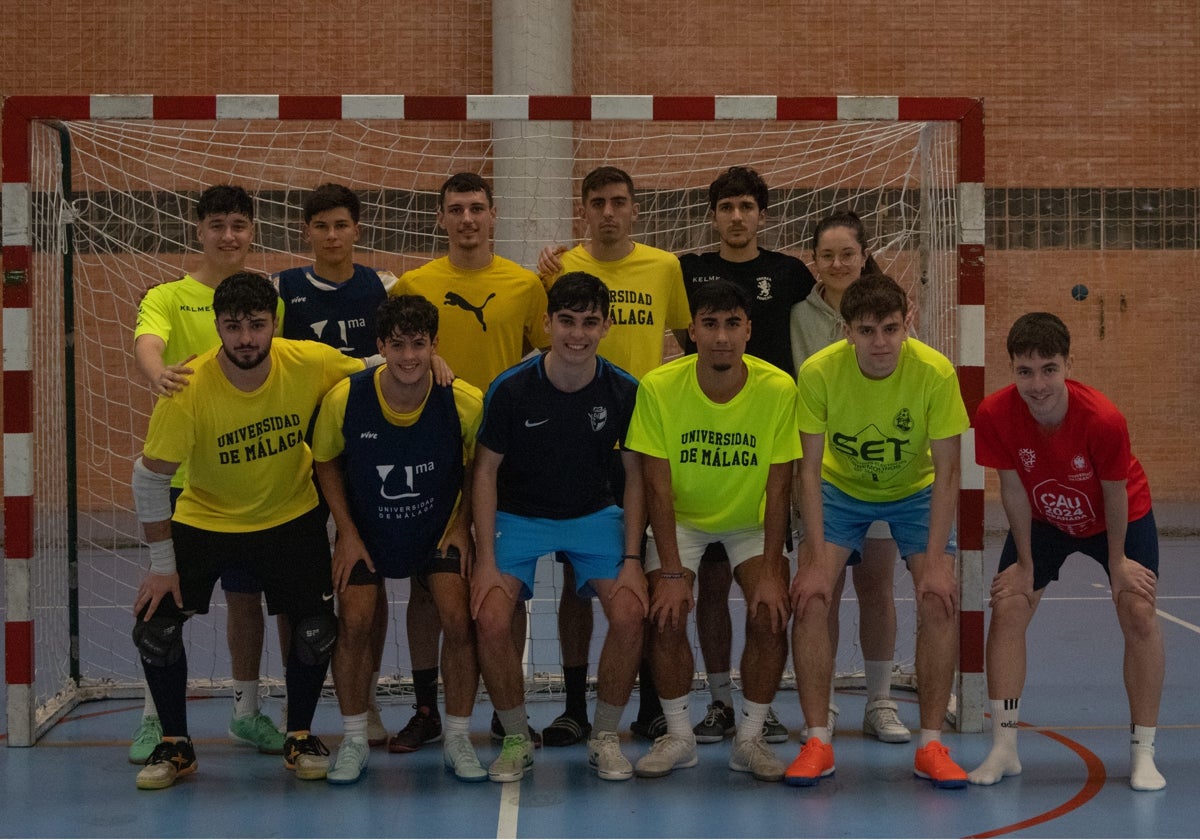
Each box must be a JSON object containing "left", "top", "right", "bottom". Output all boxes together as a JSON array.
[{"left": 678, "top": 248, "right": 815, "bottom": 377}]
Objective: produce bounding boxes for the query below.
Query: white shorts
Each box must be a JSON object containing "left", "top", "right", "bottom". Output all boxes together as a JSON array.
[{"left": 644, "top": 522, "right": 766, "bottom": 574}]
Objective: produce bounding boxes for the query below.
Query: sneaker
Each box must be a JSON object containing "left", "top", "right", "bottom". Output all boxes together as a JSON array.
[
  {"left": 863, "top": 699, "right": 911, "bottom": 743},
  {"left": 327, "top": 735, "right": 369, "bottom": 785},
  {"left": 693, "top": 701, "right": 735, "bottom": 743},
  {"left": 443, "top": 733, "right": 488, "bottom": 782},
  {"left": 762, "top": 707, "right": 788, "bottom": 744},
  {"left": 730, "top": 734, "right": 786, "bottom": 782},
  {"left": 588, "top": 730, "right": 633, "bottom": 781},
  {"left": 630, "top": 714, "right": 667, "bottom": 741},
  {"left": 800, "top": 702, "right": 840, "bottom": 741},
  {"left": 366, "top": 705, "right": 388, "bottom": 747},
  {"left": 488, "top": 734, "right": 534, "bottom": 783},
  {"left": 634, "top": 734, "right": 699, "bottom": 778},
  {"left": 784, "top": 737, "right": 836, "bottom": 787},
  {"left": 914, "top": 741, "right": 968, "bottom": 789},
  {"left": 388, "top": 705, "right": 442, "bottom": 753},
  {"left": 229, "top": 712, "right": 286, "bottom": 755},
  {"left": 489, "top": 711, "right": 543, "bottom": 748},
  {"left": 135, "top": 738, "right": 197, "bottom": 790},
  {"left": 542, "top": 713, "right": 592, "bottom": 747},
  {"left": 284, "top": 733, "right": 331, "bottom": 781},
  {"left": 128, "top": 714, "right": 163, "bottom": 765}
]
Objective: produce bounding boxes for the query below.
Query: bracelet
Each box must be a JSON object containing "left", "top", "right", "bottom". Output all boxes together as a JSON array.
[
  {"left": 621, "top": 553, "right": 643, "bottom": 561},
  {"left": 658, "top": 571, "right": 686, "bottom": 580}
]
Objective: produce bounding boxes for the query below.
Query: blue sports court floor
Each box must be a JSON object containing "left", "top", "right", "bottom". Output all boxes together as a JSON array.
[{"left": 2, "top": 510, "right": 1198, "bottom": 838}]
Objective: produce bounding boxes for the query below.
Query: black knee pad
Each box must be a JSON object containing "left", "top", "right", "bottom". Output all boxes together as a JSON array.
[
  {"left": 133, "top": 613, "right": 185, "bottom": 668},
  {"left": 292, "top": 612, "right": 337, "bottom": 666}
]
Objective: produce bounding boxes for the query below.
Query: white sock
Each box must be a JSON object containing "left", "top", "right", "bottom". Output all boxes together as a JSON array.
[
  {"left": 863, "top": 660, "right": 894, "bottom": 702},
  {"left": 708, "top": 672, "right": 734, "bottom": 708},
  {"left": 737, "top": 699, "right": 769, "bottom": 742},
  {"left": 232, "top": 679, "right": 260, "bottom": 718},
  {"left": 594, "top": 700, "right": 624, "bottom": 734},
  {"left": 968, "top": 698, "right": 1022, "bottom": 786},
  {"left": 660, "top": 695, "right": 694, "bottom": 741},
  {"left": 806, "top": 726, "right": 831, "bottom": 745},
  {"left": 1130, "top": 724, "right": 1165, "bottom": 791},
  {"left": 918, "top": 728, "right": 942, "bottom": 748},
  {"left": 343, "top": 712, "right": 368, "bottom": 740},
  {"left": 443, "top": 714, "right": 471, "bottom": 738}
]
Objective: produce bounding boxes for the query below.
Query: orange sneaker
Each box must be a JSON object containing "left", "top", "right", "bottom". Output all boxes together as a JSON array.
[
  {"left": 784, "top": 737, "right": 835, "bottom": 787},
  {"left": 914, "top": 741, "right": 968, "bottom": 789}
]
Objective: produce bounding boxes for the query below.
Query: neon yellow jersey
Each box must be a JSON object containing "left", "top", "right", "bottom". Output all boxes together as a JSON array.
[
  {"left": 312, "top": 370, "right": 483, "bottom": 464},
  {"left": 626, "top": 354, "right": 801, "bottom": 532},
  {"left": 549, "top": 243, "right": 690, "bottom": 380},
  {"left": 796, "top": 337, "right": 969, "bottom": 502},
  {"left": 143, "top": 338, "right": 363, "bottom": 532},
  {"left": 395, "top": 255, "right": 549, "bottom": 391}
]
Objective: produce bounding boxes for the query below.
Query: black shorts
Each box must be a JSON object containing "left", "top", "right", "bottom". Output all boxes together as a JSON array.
[
  {"left": 997, "top": 509, "right": 1159, "bottom": 592},
  {"left": 345, "top": 546, "right": 462, "bottom": 590},
  {"left": 171, "top": 485, "right": 268, "bottom": 596},
  {"left": 171, "top": 506, "right": 333, "bottom": 617}
]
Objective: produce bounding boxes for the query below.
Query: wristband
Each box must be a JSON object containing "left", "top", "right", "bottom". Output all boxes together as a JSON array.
[
  {"left": 658, "top": 571, "right": 686, "bottom": 580},
  {"left": 148, "top": 539, "right": 177, "bottom": 576},
  {"left": 621, "top": 553, "right": 643, "bottom": 561}
]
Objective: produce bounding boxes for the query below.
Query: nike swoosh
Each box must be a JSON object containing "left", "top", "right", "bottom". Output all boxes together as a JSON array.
[
  {"left": 321, "top": 591, "right": 335, "bottom": 602},
  {"left": 524, "top": 418, "right": 550, "bottom": 427}
]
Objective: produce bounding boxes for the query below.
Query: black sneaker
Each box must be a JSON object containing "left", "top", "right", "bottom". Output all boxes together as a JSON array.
[
  {"left": 388, "top": 705, "right": 443, "bottom": 753},
  {"left": 284, "top": 733, "right": 331, "bottom": 780},
  {"left": 693, "top": 701, "right": 736, "bottom": 743},
  {"left": 135, "top": 738, "right": 197, "bottom": 790},
  {"left": 630, "top": 714, "right": 667, "bottom": 741},
  {"left": 490, "top": 711, "right": 543, "bottom": 749}
]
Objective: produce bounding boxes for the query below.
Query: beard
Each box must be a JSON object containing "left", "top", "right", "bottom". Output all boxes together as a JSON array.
[{"left": 223, "top": 344, "right": 270, "bottom": 370}]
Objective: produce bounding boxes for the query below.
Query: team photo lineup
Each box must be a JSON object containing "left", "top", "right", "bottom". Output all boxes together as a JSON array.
[{"left": 125, "top": 163, "right": 1164, "bottom": 798}]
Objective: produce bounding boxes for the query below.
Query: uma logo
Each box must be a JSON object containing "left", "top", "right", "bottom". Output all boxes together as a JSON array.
[{"left": 375, "top": 462, "right": 435, "bottom": 500}]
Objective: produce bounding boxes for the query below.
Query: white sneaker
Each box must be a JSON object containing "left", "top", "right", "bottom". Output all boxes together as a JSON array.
[
  {"left": 588, "top": 730, "right": 633, "bottom": 781},
  {"left": 862, "top": 699, "right": 911, "bottom": 743},
  {"left": 729, "top": 733, "right": 785, "bottom": 782},
  {"left": 366, "top": 706, "right": 388, "bottom": 746},
  {"left": 488, "top": 734, "right": 533, "bottom": 783},
  {"left": 443, "top": 733, "right": 487, "bottom": 782},
  {"left": 635, "top": 734, "right": 699, "bottom": 778},
  {"left": 800, "top": 702, "right": 839, "bottom": 741},
  {"left": 327, "top": 735, "right": 368, "bottom": 785}
]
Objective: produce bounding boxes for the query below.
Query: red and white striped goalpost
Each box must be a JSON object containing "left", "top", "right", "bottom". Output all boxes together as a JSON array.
[{"left": 1, "top": 94, "right": 985, "bottom": 746}]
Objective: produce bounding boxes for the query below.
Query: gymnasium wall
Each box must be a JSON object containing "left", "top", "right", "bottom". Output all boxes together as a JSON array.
[{"left": 1, "top": 0, "right": 1197, "bottom": 499}]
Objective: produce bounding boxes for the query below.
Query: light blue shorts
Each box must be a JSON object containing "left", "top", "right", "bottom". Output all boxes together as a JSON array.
[
  {"left": 820, "top": 481, "right": 957, "bottom": 561},
  {"left": 494, "top": 505, "right": 624, "bottom": 600}
]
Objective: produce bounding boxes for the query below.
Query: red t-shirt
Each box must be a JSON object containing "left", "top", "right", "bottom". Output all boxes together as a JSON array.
[{"left": 975, "top": 380, "right": 1152, "bottom": 537}]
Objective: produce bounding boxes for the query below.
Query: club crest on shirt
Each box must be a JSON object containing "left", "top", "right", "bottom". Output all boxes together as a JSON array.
[
  {"left": 1018, "top": 448, "right": 1037, "bottom": 471},
  {"left": 893, "top": 408, "right": 913, "bottom": 433},
  {"left": 589, "top": 405, "right": 608, "bottom": 432},
  {"left": 1067, "top": 454, "right": 1094, "bottom": 482},
  {"left": 755, "top": 277, "right": 773, "bottom": 301}
]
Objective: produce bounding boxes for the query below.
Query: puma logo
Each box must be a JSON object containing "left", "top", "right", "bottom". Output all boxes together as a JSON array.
[{"left": 444, "top": 291, "right": 496, "bottom": 331}]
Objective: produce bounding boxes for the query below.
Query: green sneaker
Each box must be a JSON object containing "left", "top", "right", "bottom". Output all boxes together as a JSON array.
[
  {"left": 129, "top": 715, "right": 163, "bottom": 764},
  {"left": 229, "top": 712, "right": 286, "bottom": 755}
]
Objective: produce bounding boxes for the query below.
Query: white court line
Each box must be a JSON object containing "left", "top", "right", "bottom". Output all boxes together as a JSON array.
[
  {"left": 497, "top": 780, "right": 521, "bottom": 839},
  {"left": 1156, "top": 608, "right": 1200, "bottom": 634}
]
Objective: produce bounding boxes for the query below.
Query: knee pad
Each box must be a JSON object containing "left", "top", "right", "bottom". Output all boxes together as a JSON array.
[
  {"left": 292, "top": 612, "right": 337, "bottom": 667},
  {"left": 133, "top": 613, "right": 185, "bottom": 668}
]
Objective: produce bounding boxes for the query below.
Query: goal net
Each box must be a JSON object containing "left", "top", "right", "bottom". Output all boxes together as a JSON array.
[{"left": 3, "top": 95, "right": 985, "bottom": 744}]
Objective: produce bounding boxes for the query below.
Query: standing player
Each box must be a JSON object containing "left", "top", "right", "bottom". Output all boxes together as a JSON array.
[
  {"left": 130, "top": 273, "right": 364, "bottom": 789},
  {"left": 275, "top": 182, "right": 397, "bottom": 747},
  {"left": 626, "top": 280, "right": 799, "bottom": 782},
  {"left": 313, "top": 295, "right": 487, "bottom": 784},
  {"left": 788, "top": 273, "right": 969, "bottom": 789},
  {"left": 789, "top": 210, "right": 910, "bottom": 744},
  {"left": 968, "top": 312, "right": 1165, "bottom": 791},
  {"left": 537, "top": 165, "right": 691, "bottom": 746},
  {"left": 471, "top": 272, "right": 648, "bottom": 783},
  {"left": 678, "top": 166, "right": 814, "bottom": 746},
  {"left": 132, "top": 184, "right": 286, "bottom": 761},
  {"left": 393, "top": 172, "right": 549, "bottom": 750}
]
